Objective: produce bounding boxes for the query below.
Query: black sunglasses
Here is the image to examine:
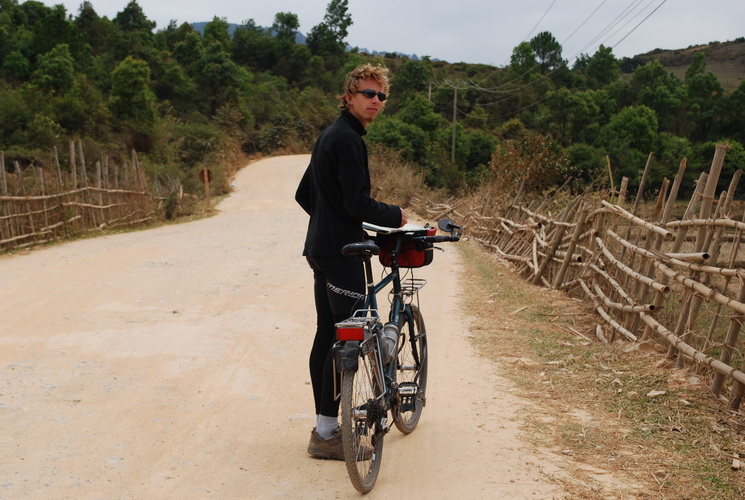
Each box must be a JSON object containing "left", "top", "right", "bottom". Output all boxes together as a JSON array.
[{"left": 356, "top": 89, "right": 387, "bottom": 101}]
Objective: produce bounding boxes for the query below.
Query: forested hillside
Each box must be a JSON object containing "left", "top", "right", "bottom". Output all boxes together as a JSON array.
[{"left": 1, "top": 0, "right": 744, "bottom": 212}]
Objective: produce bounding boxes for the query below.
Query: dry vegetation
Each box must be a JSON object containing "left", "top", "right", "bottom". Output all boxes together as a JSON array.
[
  {"left": 369, "top": 148, "right": 745, "bottom": 498},
  {"left": 457, "top": 237, "right": 745, "bottom": 499},
  {"left": 637, "top": 39, "right": 745, "bottom": 90}
]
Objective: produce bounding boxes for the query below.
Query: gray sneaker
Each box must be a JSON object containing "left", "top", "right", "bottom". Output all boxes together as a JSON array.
[{"left": 307, "top": 428, "right": 373, "bottom": 461}]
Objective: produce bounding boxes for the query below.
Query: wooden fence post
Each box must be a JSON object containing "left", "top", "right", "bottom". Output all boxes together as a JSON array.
[
  {"left": 640, "top": 159, "right": 688, "bottom": 340},
  {"left": 0, "top": 151, "right": 10, "bottom": 245},
  {"left": 532, "top": 199, "right": 578, "bottom": 285},
  {"left": 673, "top": 143, "right": 728, "bottom": 367},
  {"left": 553, "top": 207, "right": 588, "bottom": 289},
  {"left": 69, "top": 139, "right": 77, "bottom": 188},
  {"left": 662, "top": 176, "right": 707, "bottom": 358}
]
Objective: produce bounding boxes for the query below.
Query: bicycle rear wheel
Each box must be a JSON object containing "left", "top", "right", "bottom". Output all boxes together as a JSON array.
[
  {"left": 394, "top": 304, "right": 428, "bottom": 434},
  {"left": 340, "top": 349, "right": 385, "bottom": 493}
]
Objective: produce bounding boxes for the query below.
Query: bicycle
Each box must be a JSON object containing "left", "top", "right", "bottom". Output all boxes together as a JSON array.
[{"left": 333, "top": 218, "right": 462, "bottom": 493}]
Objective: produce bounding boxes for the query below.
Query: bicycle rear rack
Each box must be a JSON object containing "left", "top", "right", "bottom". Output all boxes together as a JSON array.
[{"left": 401, "top": 278, "right": 427, "bottom": 297}]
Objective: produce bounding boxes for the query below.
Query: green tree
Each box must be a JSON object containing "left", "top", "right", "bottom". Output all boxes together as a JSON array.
[
  {"left": 306, "top": 0, "right": 352, "bottom": 58},
  {"left": 544, "top": 88, "right": 602, "bottom": 145},
  {"left": 156, "top": 20, "right": 197, "bottom": 51},
  {"left": 684, "top": 52, "right": 706, "bottom": 81},
  {"left": 74, "top": 1, "right": 111, "bottom": 57},
  {"left": 272, "top": 12, "right": 299, "bottom": 51},
  {"left": 27, "top": 3, "right": 77, "bottom": 63},
  {"left": 232, "top": 19, "right": 276, "bottom": 72},
  {"left": 0, "top": 83, "right": 31, "bottom": 147},
  {"left": 391, "top": 59, "right": 432, "bottom": 106},
  {"left": 30, "top": 43, "right": 74, "bottom": 94},
  {"left": 603, "top": 105, "right": 659, "bottom": 153},
  {"left": 270, "top": 12, "right": 301, "bottom": 80},
  {"left": 172, "top": 31, "right": 204, "bottom": 70},
  {"left": 108, "top": 55, "right": 157, "bottom": 145},
  {"left": 529, "top": 31, "right": 563, "bottom": 74},
  {"left": 629, "top": 60, "right": 683, "bottom": 133},
  {"left": 55, "top": 73, "right": 110, "bottom": 137},
  {"left": 395, "top": 95, "right": 442, "bottom": 134},
  {"left": 462, "top": 128, "right": 497, "bottom": 181},
  {"left": 113, "top": 0, "right": 155, "bottom": 32},
  {"left": 685, "top": 70, "right": 724, "bottom": 141},
  {"left": 601, "top": 105, "right": 659, "bottom": 185},
  {"left": 274, "top": 44, "right": 311, "bottom": 84},
  {"left": 3, "top": 50, "right": 31, "bottom": 79},
  {"left": 584, "top": 45, "right": 620, "bottom": 88},
  {"left": 367, "top": 117, "right": 429, "bottom": 164},
  {"left": 565, "top": 143, "right": 607, "bottom": 189},
  {"left": 194, "top": 41, "right": 243, "bottom": 115},
  {"left": 150, "top": 52, "right": 197, "bottom": 115},
  {"left": 509, "top": 41, "right": 537, "bottom": 78},
  {"left": 203, "top": 16, "right": 231, "bottom": 52},
  {"left": 111, "top": 0, "right": 157, "bottom": 65},
  {"left": 719, "top": 80, "right": 745, "bottom": 145}
]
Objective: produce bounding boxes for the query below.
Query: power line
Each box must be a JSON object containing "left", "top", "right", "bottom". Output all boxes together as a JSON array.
[
  {"left": 574, "top": 0, "right": 647, "bottom": 58},
  {"left": 613, "top": 0, "right": 668, "bottom": 49},
  {"left": 600, "top": 0, "right": 661, "bottom": 50},
  {"left": 432, "top": 0, "right": 670, "bottom": 122},
  {"left": 521, "top": 0, "right": 558, "bottom": 45},
  {"left": 560, "top": 0, "right": 609, "bottom": 47},
  {"left": 438, "top": 1, "right": 621, "bottom": 95}
]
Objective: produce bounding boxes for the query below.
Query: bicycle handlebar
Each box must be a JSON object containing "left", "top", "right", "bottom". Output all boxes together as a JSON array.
[
  {"left": 382, "top": 218, "right": 462, "bottom": 246},
  {"left": 418, "top": 218, "right": 462, "bottom": 244},
  {"left": 411, "top": 233, "right": 460, "bottom": 244}
]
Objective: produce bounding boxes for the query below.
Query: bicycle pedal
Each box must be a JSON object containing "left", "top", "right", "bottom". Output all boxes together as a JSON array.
[
  {"left": 398, "top": 383, "right": 418, "bottom": 396},
  {"left": 397, "top": 383, "right": 419, "bottom": 412}
]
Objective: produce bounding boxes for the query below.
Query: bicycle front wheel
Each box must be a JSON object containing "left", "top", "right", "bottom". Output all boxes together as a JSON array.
[
  {"left": 340, "top": 350, "right": 385, "bottom": 493},
  {"left": 394, "top": 304, "right": 428, "bottom": 434}
]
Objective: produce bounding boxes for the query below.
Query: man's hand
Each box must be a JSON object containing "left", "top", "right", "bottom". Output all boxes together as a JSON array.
[{"left": 399, "top": 208, "right": 408, "bottom": 227}]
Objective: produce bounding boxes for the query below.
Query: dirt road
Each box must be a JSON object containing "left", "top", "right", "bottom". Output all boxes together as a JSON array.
[{"left": 0, "top": 155, "right": 566, "bottom": 498}]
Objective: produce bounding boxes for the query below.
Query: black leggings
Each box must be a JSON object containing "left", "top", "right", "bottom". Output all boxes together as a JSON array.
[{"left": 306, "top": 255, "right": 365, "bottom": 417}]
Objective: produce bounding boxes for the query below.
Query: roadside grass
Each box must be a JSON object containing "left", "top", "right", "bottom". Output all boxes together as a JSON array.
[{"left": 457, "top": 239, "right": 745, "bottom": 499}]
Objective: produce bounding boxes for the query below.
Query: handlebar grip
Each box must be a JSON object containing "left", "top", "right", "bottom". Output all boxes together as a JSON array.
[{"left": 417, "top": 235, "right": 460, "bottom": 243}]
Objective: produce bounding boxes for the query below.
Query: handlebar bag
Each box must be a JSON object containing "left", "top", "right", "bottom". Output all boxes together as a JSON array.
[{"left": 377, "top": 227, "right": 436, "bottom": 268}]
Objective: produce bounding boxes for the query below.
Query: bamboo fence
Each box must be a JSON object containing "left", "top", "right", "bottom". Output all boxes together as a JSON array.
[
  {"left": 1, "top": 140, "right": 157, "bottom": 252},
  {"left": 419, "top": 142, "right": 745, "bottom": 410}
]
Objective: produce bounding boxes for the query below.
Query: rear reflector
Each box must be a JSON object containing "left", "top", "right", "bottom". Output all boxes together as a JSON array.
[{"left": 336, "top": 327, "right": 364, "bottom": 341}]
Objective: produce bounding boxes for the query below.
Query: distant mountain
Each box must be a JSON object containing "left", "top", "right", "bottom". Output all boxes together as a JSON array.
[
  {"left": 190, "top": 22, "right": 307, "bottom": 45},
  {"left": 189, "top": 22, "right": 425, "bottom": 60},
  {"left": 628, "top": 37, "right": 745, "bottom": 90}
]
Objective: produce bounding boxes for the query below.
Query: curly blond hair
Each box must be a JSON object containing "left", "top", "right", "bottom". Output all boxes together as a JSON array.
[{"left": 338, "top": 63, "right": 390, "bottom": 110}]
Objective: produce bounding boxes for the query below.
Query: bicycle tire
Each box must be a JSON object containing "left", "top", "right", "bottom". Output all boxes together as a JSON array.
[
  {"left": 394, "top": 304, "right": 428, "bottom": 434},
  {"left": 340, "top": 350, "right": 385, "bottom": 493}
]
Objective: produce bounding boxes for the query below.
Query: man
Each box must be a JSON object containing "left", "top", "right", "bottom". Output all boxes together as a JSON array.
[{"left": 295, "top": 63, "right": 407, "bottom": 460}]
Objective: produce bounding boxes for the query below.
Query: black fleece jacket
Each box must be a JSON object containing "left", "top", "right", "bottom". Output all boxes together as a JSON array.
[{"left": 295, "top": 110, "right": 402, "bottom": 256}]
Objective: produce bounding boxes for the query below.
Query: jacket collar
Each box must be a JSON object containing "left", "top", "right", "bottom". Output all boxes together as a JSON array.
[{"left": 340, "top": 109, "right": 367, "bottom": 136}]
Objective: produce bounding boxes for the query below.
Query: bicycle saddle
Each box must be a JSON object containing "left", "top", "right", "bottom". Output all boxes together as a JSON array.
[{"left": 342, "top": 240, "right": 380, "bottom": 258}]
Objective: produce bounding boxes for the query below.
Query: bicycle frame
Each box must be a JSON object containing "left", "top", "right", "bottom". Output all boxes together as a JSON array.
[{"left": 333, "top": 259, "right": 407, "bottom": 408}]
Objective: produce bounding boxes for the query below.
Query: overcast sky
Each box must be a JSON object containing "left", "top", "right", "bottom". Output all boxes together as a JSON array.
[{"left": 41, "top": 0, "right": 745, "bottom": 66}]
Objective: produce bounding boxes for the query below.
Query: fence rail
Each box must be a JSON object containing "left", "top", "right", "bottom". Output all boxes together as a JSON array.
[
  {"left": 1, "top": 142, "right": 157, "bottom": 252},
  {"left": 419, "top": 143, "right": 745, "bottom": 410}
]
